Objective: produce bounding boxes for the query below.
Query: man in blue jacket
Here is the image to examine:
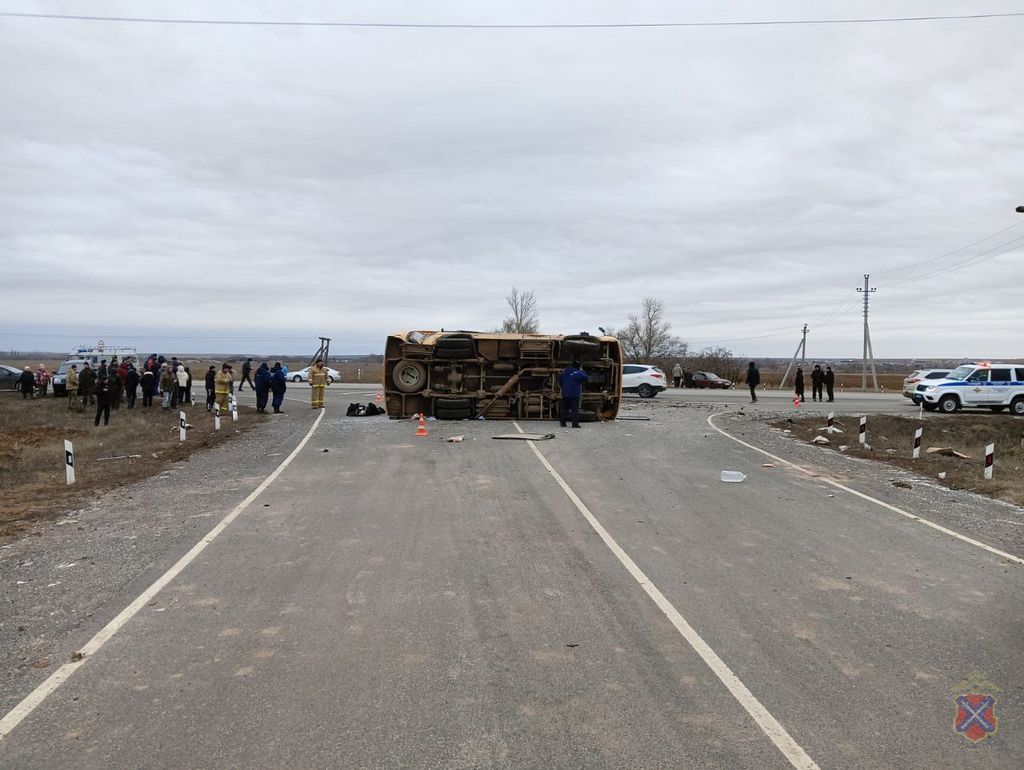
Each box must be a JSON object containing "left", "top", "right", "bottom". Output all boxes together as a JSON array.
[{"left": 559, "top": 359, "right": 589, "bottom": 428}]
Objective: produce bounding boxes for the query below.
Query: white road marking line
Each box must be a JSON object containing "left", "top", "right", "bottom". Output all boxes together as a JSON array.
[
  {"left": 0, "top": 409, "right": 327, "bottom": 742},
  {"left": 511, "top": 421, "right": 820, "bottom": 770},
  {"left": 707, "top": 412, "right": 1023, "bottom": 566}
]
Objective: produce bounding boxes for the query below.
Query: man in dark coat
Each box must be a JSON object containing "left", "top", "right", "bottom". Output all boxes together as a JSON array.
[
  {"left": 18, "top": 367, "right": 35, "bottom": 398},
  {"left": 558, "top": 359, "right": 590, "bottom": 428},
  {"left": 825, "top": 366, "right": 836, "bottom": 402},
  {"left": 94, "top": 375, "right": 112, "bottom": 427},
  {"left": 124, "top": 365, "right": 140, "bottom": 409},
  {"left": 140, "top": 366, "right": 155, "bottom": 407},
  {"left": 745, "top": 362, "right": 760, "bottom": 403},
  {"left": 205, "top": 365, "right": 217, "bottom": 411},
  {"left": 794, "top": 368, "right": 805, "bottom": 404},
  {"left": 810, "top": 364, "right": 825, "bottom": 402},
  {"left": 108, "top": 367, "right": 123, "bottom": 409},
  {"left": 79, "top": 362, "right": 96, "bottom": 406},
  {"left": 253, "top": 362, "right": 272, "bottom": 413},
  {"left": 270, "top": 362, "right": 288, "bottom": 414},
  {"left": 239, "top": 358, "right": 254, "bottom": 392}
]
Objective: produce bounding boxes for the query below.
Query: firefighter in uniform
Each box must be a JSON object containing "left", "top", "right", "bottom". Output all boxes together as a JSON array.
[
  {"left": 308, "top": 359, "right": 328, "bottom": 409},
  {"left": 215, "top": 364, "right": 234, "bottom": 413}
]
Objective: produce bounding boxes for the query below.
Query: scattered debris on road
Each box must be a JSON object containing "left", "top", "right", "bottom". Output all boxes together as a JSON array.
[
  {"left": 720, "top": 470, "right": 746, "bottom": 483},
  {"left": 445, "top": 436, "right": 465, "bottom": 443},
  {"left": 493, "top": 433, "right": 555, "bottom": 441},
  {"left": 811, "top": 436, "right": 830, "bottom": 445}
]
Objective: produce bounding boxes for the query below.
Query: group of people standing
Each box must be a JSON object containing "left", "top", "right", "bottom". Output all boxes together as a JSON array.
[
  {"left": 229, "top": 358, "right": 290, "bottom": 414},
  {"left": 743, "top": 361, "right": 836, "bottom": 404},
  {"left": 16, "top": 365, "right": 52, "bottom": 398},
  {"left": 793, "top": 364, "right": 836, "bottom": 403},
  {"left": 60, "top": 355, "right": 191, "bottom": 426},
  {"left": 18, "top": 354, "right": 332, "bottom": 427}
]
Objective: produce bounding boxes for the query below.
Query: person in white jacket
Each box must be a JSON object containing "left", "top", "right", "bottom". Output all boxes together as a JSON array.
[{"left": 176, "top": 365, "right": 190, "bottom": 408}]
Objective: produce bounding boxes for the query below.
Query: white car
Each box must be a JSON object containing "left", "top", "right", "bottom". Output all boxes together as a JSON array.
[
  {"left": 290, "top": 366, "right": 340, "bottom": 384},
  {"left": 918, "top": 363, "right": 1024, "bottom": 414},
  {"left": 621, "top": 364, "right": 668, "bottom": 398},
  {"left": 902, "top": 369, "right": 949, "bottom": 400}
]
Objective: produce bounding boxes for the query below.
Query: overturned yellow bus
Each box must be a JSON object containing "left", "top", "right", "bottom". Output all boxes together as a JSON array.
[{"left": 383, "top": 331, "right": 622, "bottom": 421}]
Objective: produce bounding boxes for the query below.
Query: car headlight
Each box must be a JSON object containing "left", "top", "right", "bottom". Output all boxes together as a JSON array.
[{"left": 924, "top": 386, "right": 937, "bottom": 392}]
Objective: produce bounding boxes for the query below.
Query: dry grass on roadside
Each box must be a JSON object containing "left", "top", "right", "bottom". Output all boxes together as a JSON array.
[
  {"left": 777, "top": 414, "right": 1024, "bottom": 507},
  {"left": 0, "top": 393, "right": 260, "bottom": 539}
]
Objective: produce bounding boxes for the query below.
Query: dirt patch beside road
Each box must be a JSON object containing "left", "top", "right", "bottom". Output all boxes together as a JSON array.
[
  {"left": 777, "top": 413, "right": 1024, "bottom": 507},
  {"left": 0, "top": 393, "right": 260, "bottom": 539}
]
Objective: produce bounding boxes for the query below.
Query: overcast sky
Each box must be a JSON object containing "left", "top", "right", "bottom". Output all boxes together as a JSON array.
[{"left": 2, "top": 0, "right": 1022, "bottom": 358}]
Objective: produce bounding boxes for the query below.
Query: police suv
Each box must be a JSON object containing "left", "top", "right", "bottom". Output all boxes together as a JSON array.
[{"left": 917, "top": 362, "right": 1024, "bottom": 414}]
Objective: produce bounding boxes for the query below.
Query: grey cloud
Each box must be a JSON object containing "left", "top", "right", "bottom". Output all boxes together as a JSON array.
[{"left": 2, "top": 0, "right": 1023, "bottom": 357}]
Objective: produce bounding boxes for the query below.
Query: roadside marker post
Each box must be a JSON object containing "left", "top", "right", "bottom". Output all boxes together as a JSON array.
[
  {"left": 827, "top": 412, "right": 834, "bottom": 432},
  {"left": 912, "top": 427, "right": 922, "bottom": 459},
  {"left": 214, "top": 404, "right": 221, "bottom": 431},
  {"left": 984, "top": 443, "right": 994, "bottom": 480},
  {"left": 230, "top": 394, "right": 238, "bottom": 422},
  {"left": 64, "top": 440, "right": 75, "bottom": 485},
  {"left": 859, "top": 415, "right": 867, "bottom": 446},
  {"left": 918, "top": 401, "right": 923, "bottom": 419},
  {"left": 179, "top": 411, "right": 187, "bottom": 442}
]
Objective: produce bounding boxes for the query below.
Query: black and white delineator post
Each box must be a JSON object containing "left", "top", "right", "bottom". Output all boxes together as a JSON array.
[
  {"left": 912, "top": 427, "right": 923, "bottom": 459},
  {"left": 179, "top": 411, "right": 187, "bottom": 442},
  {"left": 984, "top": 443, "right": 994, "bottom": 480},
  {"left": 827, "top": 412, "right": 835, "bottom": 432},
  {"left": 230, "top": 394, "right": 238, "bottom": 422},
  {"left": 64, "top": 439, "right": 75, "bottom": 485},
  {"left": 214, "top": 403, "right": 221, "bottom": 431},
  {"left": 858, "top": 415, "right": 867, "bottom": 446}
]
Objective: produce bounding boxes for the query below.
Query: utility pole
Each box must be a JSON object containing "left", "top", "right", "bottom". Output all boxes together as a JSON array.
[
  {"left": 857, "top": 274, "right": 879, "bottom": 392},
  {"left": 778, "top": 324, "right": 809, "bottom": 390}
]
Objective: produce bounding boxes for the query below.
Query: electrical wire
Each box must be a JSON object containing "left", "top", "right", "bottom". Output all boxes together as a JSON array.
[
  {"left": 873, "top": 220, "right": 1024, "bottom": 276},
  {"left": 881, "top": 235, "right": 1024, "bottom": 289},
  {"left": 2, "top": 11, "right": 1023, "bottom": 29}
]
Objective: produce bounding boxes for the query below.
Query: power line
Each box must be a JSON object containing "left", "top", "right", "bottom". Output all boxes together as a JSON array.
[
  {"left": 881, "top": 233, "right": 1024, "bottom": 288},
  {"left": 873, "top": 221, "right": 1024, "bottom": 276},
  {"left": 2, "top": 10, "right": 1023, "bottom": 29}
]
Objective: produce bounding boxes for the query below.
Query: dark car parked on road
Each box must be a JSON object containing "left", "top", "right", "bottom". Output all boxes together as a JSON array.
[
  {"left": 691, "top": 371, "right": 732, "bottom": 389},
  {"left": 0, "top": 364, "right": 23, "bottom": 390}
]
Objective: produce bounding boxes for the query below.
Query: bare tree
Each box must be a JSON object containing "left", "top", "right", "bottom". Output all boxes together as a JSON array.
[
  {"left": 618, "top": 297, "right": 687, "bottom": 361},
  {"left": 688, "top": 345, "right": 741, "bottom": 382},
  {"left": 500, "top": 288, "right": 540, "bottom": 334}
]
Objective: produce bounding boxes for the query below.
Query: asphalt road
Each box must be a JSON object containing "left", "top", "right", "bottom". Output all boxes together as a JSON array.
[{"left": 1, "top": 399, "right": 1021, "bottom": 768}]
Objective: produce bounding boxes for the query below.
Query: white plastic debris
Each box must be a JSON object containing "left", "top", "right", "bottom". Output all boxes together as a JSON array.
[
  {"left": 838, "top": 445, "right": 849, "bottom": 452},
  {"left": 445, "top": 436, "right": 464, "bottom": 443},
  {"left": 811, "top": 436, "right": 830, "bottom": 445},
  {"left": 720, "top": 470, "right": 746, "bottom": 483},
  {"left": 938, "top": 472, "right": 947, "bottom": 480}
]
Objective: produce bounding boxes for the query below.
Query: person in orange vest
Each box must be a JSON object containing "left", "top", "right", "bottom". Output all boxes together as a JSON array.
[
  {"left": 308, "top": 359, "right": 328, "bottom": 409},
  {"left": 215, "top": 364, "right": 234, "bottom": 413}
]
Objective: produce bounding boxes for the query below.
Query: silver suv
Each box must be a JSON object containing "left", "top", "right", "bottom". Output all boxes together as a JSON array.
[{"left": 918, "top": 363, "right": 1024, "bottom": 414}]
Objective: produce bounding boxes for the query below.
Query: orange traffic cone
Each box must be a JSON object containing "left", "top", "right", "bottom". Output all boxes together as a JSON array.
[
  {"left": 415, "top": 413, "right": 429, "bottom": 437},
  {"left": 793, "top": 397, "right": 801, "bottom": 408},
  {"left": 375, "top": 391, "right": 383, "bottom": 404}
]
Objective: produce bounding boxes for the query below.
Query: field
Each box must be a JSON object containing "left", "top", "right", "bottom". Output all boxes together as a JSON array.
[
  {"left": 0, "top": 391, "right": 259, "bottom": 539},
  {"left": 778, "top": 413, "right": 1024, "bottom": 507}
]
